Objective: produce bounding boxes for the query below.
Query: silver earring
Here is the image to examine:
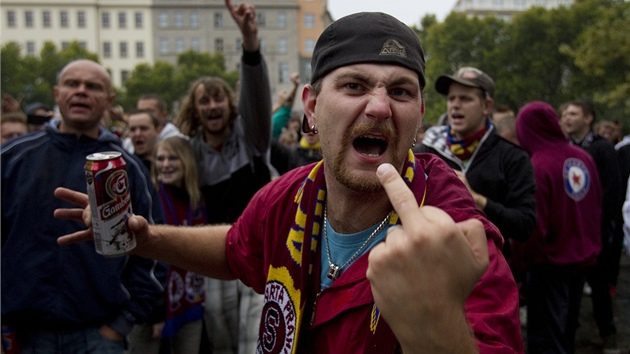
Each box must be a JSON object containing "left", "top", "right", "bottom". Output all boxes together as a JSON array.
[
  {"left": 311, "top": 125, "right": 318, "bottom": 134},
  {"left": 411, "top": 137, "right": 417, "bottom": 148}
]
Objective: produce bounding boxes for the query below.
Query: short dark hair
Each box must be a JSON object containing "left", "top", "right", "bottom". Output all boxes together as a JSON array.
[
  {"left": 129, "top": 108, "right": 159, "bottom": 128},
  {"left": 138, "top": 93, "right": 168, "bottom": 113},
  {"left": 560, "top": 99, "right": 597, "bottom": 128}
]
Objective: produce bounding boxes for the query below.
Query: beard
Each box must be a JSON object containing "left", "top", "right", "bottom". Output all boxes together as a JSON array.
[
  {"left": 328, "top": 122, "right": 402, "bottom": 193},
  {"left": 200, "top": 108, "right": 230, "bottom": 135}
]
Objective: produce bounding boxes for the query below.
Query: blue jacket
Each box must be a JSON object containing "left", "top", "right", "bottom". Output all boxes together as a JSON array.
[{"left": 1, "top": 119, "right": 166, "bottom": 336}]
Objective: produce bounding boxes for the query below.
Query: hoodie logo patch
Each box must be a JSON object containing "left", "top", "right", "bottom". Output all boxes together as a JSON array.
[
  {"left": 379, "top": 39, "right": 407, "bottom": 58},
  {"left": 563, "top": 158, "right": 590, "bottom": 201}
]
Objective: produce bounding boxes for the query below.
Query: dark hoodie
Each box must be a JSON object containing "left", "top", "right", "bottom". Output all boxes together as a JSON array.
[{"left": 513, "top": 101, "right": 602, "bottom": 270}]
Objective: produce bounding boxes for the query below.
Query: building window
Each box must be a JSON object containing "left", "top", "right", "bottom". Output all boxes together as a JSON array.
[
  {"left": 215, "top": 38, "right": 223, "bottom": 52},
  {"left": 43, "top": 11, "right": 51, "bottom": 28},
  {"left": 214, "top": 13, "right": 223, "bottom": 28},
  {"left": 236, "top": 38, "right": 242, "bottom": 53},
  {"left": 160, "top": 38, "right": 168, "bottom": 54},
  {"left": 175, "top": 12, "right": 183, "bottom": 27},
  {"left": 135, "top": 12, "right": 143, "bottom": 28},
  {"left": 78, "top": 11, "right": 86, "bottom": 28},
  {"left": 25, "top": 11, "right": 34, "bottom": 28},
  {"left": 102, "top": 12, "right": 110, "bottom": 28},
  {"left": 304, "top": 63, "right": 312, "bottom": 80},
  {"left": 159, "top": 12, "right": 168, "bottom": 27},
  {"left": 79, "top": 42, "right": 87, "bottom": 49},
  {"left": 260, "top": 38, "right": 267, "bottom": 53},
  {"left": 304, "top": 38, "right": 315, "bottom": 54},
  {"left": 304, "top": 14, "right": 315, "bottom": 29},
  {"left": 136, "top": 41, "right": 144, "bottom": 58},
  {"left": 103, "top": 41, "right": 111, "bottom": 58},
  {"left": 121, "top": 70, "right": 130, "bottom": 84},
  {"left": 190, "top": 12, "right": 199, "bottom": 27},
  {"left": 278, "top": 38, "right": 287, "bottom": 54},
  {"left": 61, "top": 41, "right": 70, "bottom": 50},
  {"left": 7, "top": 11, "right": 16, "bottom": 27},
  {"left": 26, "top": 42, "right": 36, "bottom": 56},
  {"left": 515, "top": 0, "right": 526, "bottom": 7},
  {"left": 120, "top": 42, "right": 128, "bottom": 58},
  {"left": 191, "top": 38, "right": 200, "bottom": 51},
  {"left": 175, "top": 38, "right": 184, "bottom": 53},
  {"left": 278, "top": 12, "right": 286, "bottom": 28},
  {"left": 278, "top": 62, "right": 289, "bottom": 84},
  {"left": 257, "top": 12, "right": 265, "bottom": 27},
  {"left": 60, "top": 11, "right": 69, "bottom": 28},
  {"left": 118, "top": 12, "right": 126, "bottom": 28}
]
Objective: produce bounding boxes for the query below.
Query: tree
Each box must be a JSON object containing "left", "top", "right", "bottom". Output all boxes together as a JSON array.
[
  {"left": 120, "top": 61, "right": 176, "bottom": 112},
  {"left": 421, "top": 13, "right": 508, "bottom": 123},
  {"left": 120, "top": 49, "right": 239, "bottom": 114},
  {"left": 561, "top": 0, "right": 630, "bottom": 120},
  {"left": 1, "top": 40, "right": 99, "bottom": 110},
  {"left": 1, "top": 42, "right": 40, "bottom": 106}
]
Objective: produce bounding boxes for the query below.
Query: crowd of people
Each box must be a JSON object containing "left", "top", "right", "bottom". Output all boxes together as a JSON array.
[{"left": 1, "top": 0, "right": 628, "bottom": 353}]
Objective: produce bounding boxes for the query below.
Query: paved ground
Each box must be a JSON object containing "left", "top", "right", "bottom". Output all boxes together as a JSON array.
[
  {"left": 520, "top": 252, "right": 630, "bottom": 353},
  {"left": 575, "top": 252, "right": 630, "bottom": 354}
]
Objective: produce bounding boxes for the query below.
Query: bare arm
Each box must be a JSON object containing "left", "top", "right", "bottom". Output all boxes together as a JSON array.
[
  {"left": 54, "top": 187, "right": 235, "bottom": 279},
  {"left": 367, "top": 164, "right": 489, "bottom": 353}
]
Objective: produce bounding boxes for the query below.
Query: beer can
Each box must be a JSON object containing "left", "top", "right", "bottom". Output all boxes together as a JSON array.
[{"left": 85, "top": 151, "right": 136, "bottom": 257}]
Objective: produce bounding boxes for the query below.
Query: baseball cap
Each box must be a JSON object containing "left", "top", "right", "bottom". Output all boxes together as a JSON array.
[
  {"left": 435, "top": 67, "right": 495, "bottom": 99},
  {"left": 303, "top": 12, "right": 426, "bottom": 133}
]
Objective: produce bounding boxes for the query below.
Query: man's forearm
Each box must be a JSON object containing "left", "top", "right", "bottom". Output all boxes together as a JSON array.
[{"left": 140, "top": 224, "right": 234, "bottom": 279}]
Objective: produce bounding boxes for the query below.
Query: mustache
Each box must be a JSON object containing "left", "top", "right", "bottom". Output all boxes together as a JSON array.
[
  {"left": 198, "top": 107, "right": 223, "bottom": 119},
  {"left": 343, "top": 122, "right": 396, "bottom": 142}
]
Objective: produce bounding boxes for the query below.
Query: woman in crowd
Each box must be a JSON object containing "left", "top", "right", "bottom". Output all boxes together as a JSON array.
[{"left": 152, "top": 136, "right": 207, "bottom": 354}]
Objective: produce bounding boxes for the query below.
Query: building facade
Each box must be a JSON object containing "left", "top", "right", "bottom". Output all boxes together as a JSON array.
[
  {"left": 453, "top": 0, "right": 574, "bottom": 20},
  {"left": 0, "top": 0, "right": 330, "bottom": 98}
]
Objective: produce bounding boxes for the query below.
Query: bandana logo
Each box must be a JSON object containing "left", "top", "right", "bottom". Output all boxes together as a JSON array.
[
  {"left": 380, "top": 39, "right": 407, "bottom": 58},
  {"left": 563, "top": 158, "right": 590, "bottom": 201}
]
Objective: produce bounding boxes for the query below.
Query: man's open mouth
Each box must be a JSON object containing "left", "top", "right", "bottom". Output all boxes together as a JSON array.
[{"left": 353, "top": 135, "right": 387, "bottom": 157}]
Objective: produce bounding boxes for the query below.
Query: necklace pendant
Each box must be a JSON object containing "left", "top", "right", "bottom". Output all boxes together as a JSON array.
[{"left": 327, "top": 264, "right": 342, "bottom": 280}]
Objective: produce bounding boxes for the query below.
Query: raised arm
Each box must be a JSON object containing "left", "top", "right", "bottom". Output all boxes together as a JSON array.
[
  {"left": 367, "top": 163, "right": 488, "bottom": 353},
  {"left": 225, "top": 0, "right": 258, "bottom": 52},
  {"left": 54, "top": 187, "right": 234, "bottom": 279}
]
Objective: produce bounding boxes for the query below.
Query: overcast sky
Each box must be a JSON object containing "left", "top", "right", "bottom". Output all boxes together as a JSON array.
[{"left": 327, "top": 0, "right": 458, "bottom": 26}]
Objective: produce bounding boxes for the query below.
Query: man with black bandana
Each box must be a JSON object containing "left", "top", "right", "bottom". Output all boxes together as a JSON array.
[{"left": 55, "top": 9, "right": 524, "bottom": 353}]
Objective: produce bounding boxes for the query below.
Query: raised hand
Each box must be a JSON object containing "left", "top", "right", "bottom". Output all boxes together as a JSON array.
[
  {"left": 225, "top": 0, "right": 258, "bottom": 52},
  {"left": 366, "top": 163, "right": 489, "bottom": 353}
]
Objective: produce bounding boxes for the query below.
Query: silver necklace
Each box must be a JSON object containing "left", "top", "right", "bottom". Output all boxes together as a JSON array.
[{"left": 323, "top": 204, "right": 391, "bottom": 280}]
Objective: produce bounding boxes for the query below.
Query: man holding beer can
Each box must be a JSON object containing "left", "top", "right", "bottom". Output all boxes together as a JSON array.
[{"left": 1, "top": 59, "right": 166, "bottom": 353}]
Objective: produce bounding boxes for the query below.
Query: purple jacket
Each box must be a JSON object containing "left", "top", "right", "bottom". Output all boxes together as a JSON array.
[{"left": 513, "top": 101, "right": 602, "bottom": 269}]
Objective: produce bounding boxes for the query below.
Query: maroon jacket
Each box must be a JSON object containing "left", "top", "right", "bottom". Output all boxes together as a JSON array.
[
  {"left": 514, "top": 101, "right": 602, "bottom": 270},
  {"left": 227, "top": 152, "right": 523, "bottom": 353}
]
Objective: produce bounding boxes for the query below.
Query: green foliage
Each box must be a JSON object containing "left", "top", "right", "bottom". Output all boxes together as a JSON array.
[
  {"left": 561, "top": 0, "right": 630, "bottom": 118},
  {"left": 419, "top": 0, "right": 629, "bottom": 130},
  {"left": 119, "top": 50, "right": 238, "bottom": 115},
  {"left": 1, "top": 40, "right": 99, "bottom": 110},
  {"left": 422, "top": 13, "right": 509, "bottom": 123}
]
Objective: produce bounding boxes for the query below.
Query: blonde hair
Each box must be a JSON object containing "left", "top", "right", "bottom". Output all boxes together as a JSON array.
[{"left": 152, "top": 136, "right": 203, "bottom": 210}]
